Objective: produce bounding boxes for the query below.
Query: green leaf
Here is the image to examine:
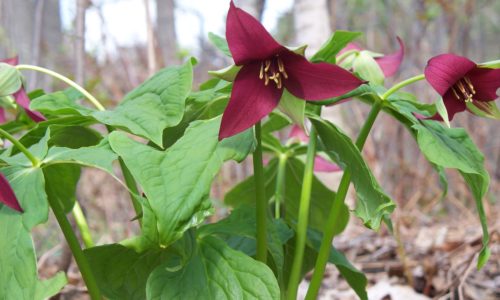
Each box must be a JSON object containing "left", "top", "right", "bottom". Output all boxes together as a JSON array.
[
  {"left": 208, "top": 32, "right": 231, "bottom": 57},
  {"left": 310, "top": 84, "right": 374, "bottom": 106},
  {"left": 43, "top": 164, "right": 81, "bottom": 213},
  {"left": 414, "top": 121, "right": 490, "bottom": 268},
  {"left": 353, "top": 51, "right": 385, "bottom": 85},
  {"left": 109, "top": 117, "right": 254, "bottom": 247},
  {"left": 208, "top": 64, "right": 241, "bottom": 82},
  {"left": 310, "top": 30, "right": 362, "bottom": 64},
  {"left": 436, "top": 98, "right": 451, "bottom": 127},
  {"left": 199, "top": 205, "right": 294, "bottom": 283},
  {"left": 85, "top": 244, "right": 169, "bottom": 300},
  {"left": 0, "top": 63, "right": 23, "bottom": 97},
  {"left": 277, "top": 90, "right": 305, "bottom": 130},
  {"left": 1, "top": 128, "right": 51, "bottom": 167},
  {"left": 32, "top": 62, "right": 194, "bottom": 146},
  {"left": 262, "top": 112, "right": 292, "bottom": 134},
  {"left": 310, "top": 116, "right": 395, "bottom": 230},
  {"left": 0, "top": 206, "right": 67, "bottom": 299},
  {"left": 146, "top": 235, "right": 280, "bottom": 300},
  {"left": 478, "top": 59, "right": 500, "bottom": 68}
]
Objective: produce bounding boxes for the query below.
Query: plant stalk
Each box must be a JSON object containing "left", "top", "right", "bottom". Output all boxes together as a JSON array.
[
  {"left": 287, "top": 125, "right": 318, "bottom": 300},
  {"left": 381, "top": 74, "right": 425, "bottom": 100},
  {"left": 48, "top": 196, "right": 102, "bottom": 300},
  {"left": 72, "top": 202, "right": 94, "bottom": 248},
  {"left": 274, "top": 154, "right": 287, "bottom": 219},
  {"left": 253, "top": 121, "right": 268, "bottom": 263},
  {"left": 0, "top": 128, "right": 39, "bottom": 167},
  {"left": 306, "top": 101, "right": 381, "bottom": 299}
]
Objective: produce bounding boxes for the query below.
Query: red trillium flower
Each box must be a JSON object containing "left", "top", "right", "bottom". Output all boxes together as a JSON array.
[
  {"left": 1, "top": 57, "right": 45, "bottom": 123},
  {"left": 289, "top": 125, "right": 341, "bottom": 173},
  {"left": 337, "top": 37, "right": 405, "bottom": 77},
  {"left": 425, "top": 54, "right": 500, "bottom": 121},
  {"left": 219, "top": 1, "right": 364, "bottom": 140},
  {"left": 0, "top": 173, "right": 22, "bottom": 212}
]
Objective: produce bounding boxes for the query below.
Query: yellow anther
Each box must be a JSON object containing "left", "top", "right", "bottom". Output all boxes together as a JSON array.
[
  {"left": 464, "top": 77, "right": 475, "bottom": 94},
  {"left": 264, "top": 73, "right": 269, "bottom": 86},
  {"left": 259, "top": 63, "right": 264, "bottom": 79},
  {"left": 456, "top": 81, "right": 467, "bottom": 94},
  {"left": 452, "top": 87, "right": 461, "bottom": 100},
  {"left": 265, "top": 60, "right": 271, "bottom": 72},
  {"left": 278, "top": 58, "right": 285, "bottom": 72}
]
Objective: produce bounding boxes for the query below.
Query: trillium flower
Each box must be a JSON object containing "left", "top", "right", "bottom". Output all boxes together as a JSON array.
[
  {"left": 219, "top": 1, "right": 364, "bottom": 140},
  {"left": 289, "top": 125, "right": 341, "bottom": 173},
  {"left": 337, "top": 37, "right": 405, "bottom": 77},
  {"left": 0, "top": 173, "right": 22, "bottom": 212},
  {"left": 425, "top": 54, "right": 500, "bottom": 121},
  {"left": 0, "top": 57, "right": 45, "bottom": 122}
]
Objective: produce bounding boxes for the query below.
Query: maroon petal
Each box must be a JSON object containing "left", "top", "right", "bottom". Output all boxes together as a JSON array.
[
  {"left": 281, "top": 50, "right": 364, "bottom": 101},
  {"left": 226, "top": 1, "right": 285, "bottom": 65},
  {"left": 467, "top": 67, "right": 500, "bottom": 101},
  {"left": 219, "top": 62, "right": 283, "bottom": 140},
  {"left": 0, "top": 173, "right": 22, "bottom": 212},
  {"left": 12, "top": 88, "right": 46, "bottom": 122},
  {"left": 375, "top": 37, "right": 405, "bottom": 77},
  {"left": 0, "top": 108, "right": 5, "bottom": 123},
  {"left": 442, "top": 91, "right": 466, "bottom": 121},
  {"left": 425, "top": 54, "right": 476, "bottom": 96},
  {"left": 1, "top": 56, "right": 19, "bottom": 66},
  {"left": 314, "top": 156, "right": 341, "bottom": 173}
]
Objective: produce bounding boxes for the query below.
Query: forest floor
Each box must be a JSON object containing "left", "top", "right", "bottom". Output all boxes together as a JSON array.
[{"left": 298, "top": 199, "right": 500, "bottom": 300}]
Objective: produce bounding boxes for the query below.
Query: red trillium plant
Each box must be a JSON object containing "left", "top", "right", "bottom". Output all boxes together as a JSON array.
[
  {"left": 425, "top": 54, "right": 500, "bottom": 121},
  {"left": 0, "top": 57, "right": 45, "bottom": 122},
  {"left": 0, "top": 3, "right": 499, "bottom": 300},
  {"left": 219, "top": 1, "right": 364, "bottom": 140}
]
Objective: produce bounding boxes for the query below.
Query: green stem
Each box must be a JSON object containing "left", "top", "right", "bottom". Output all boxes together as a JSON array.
[
  {"left": 287, "top": 125, "right": 318, "bottom": 300},
  {"left": 15, "top": 64, "right": 106, "bottom": 111},
  {"left": 274, "top": 154, "right": 287, "bottom": 219},
  {"left": 336, "top": 49, "right": 359, "bottom": 64},
  {"left": 0, "top": 128, "right": 39, "bottom": 167},
  {"left": 305, "top": 101, "right": 382, "bottom": 300},
  {"left": 253, "top": 121, "right": 268, "bottom": 263},
  {"left": 119, "top": 158, "right": 143, "bottom": 225},
  {"left": 381, "top": 74, "right": 425, "bottom": 100},
  {"left": 72, "top": 202, "right": 94, "bottom": 248},
  {"left": 48, "top": 196, "right": 102, "bottom": 299}
]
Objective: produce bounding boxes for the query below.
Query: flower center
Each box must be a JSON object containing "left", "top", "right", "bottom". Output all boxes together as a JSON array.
[
  {"left": 259, "top": 56, "right": 288, "bottom": 89},
  {"left": 451, "top": 77, "right": 475, "bottom": 102}
]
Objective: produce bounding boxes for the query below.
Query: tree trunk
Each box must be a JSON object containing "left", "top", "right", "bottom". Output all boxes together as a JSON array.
[
  {"left": 0, "top": 0, "right": 35, "bottom": 61},
  {"left": 156, "top": 0, "right": 178, "bottom": 66},
  {"left": 234, "top": 0, "right": 265, "bottom": 21},
  {"left": 293, "top": 0, "right": 330, "bottom": 55}
]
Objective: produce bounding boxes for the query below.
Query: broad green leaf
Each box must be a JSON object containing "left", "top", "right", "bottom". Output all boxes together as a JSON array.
[
  {"left": 208, "top": 32, "right": 231, "bottom": 57},
  {"left": 0, "top": 206, "right": 67, "bottom": 299},
  {"left": 353, "top": 51, "right": 385, "bottom": 85},
  {"left": 0, "top": 63, "right": 22, "bottom": 96},
  {"left": 94, "top": 61, "right": 193, "bottom": 146},
  {"left": 32, "top": 62, "right": 194, "bottom": 146},
  {"left": 43, "top": 164, "right": 81, "bottom": 213},
  {"left": 414, "top": 121, "right": 490, "bottom": 268},
  {"left": 478, "top": 59, "right": 500, "bottom": 68},
  {"left": 277, "top": 90, "right": 305, "bottom": 130},
  {"left": 146, "top": 235, "right": 280, "bottom": 300},
  {"left": 43, "top": 139, "right": 118, "bottom": 176},
  {"left": 310, "top": 30, "right": 362, "bottom": 64},
  {"left": 310, "top": 116, "right": 395, "bottom": 230},
  {"left": 109, "top": 117, "right": 254, "bottom": 247},
  {"left": 198, "top": 205, "right": 294, "bottom": 283},
  {"left": 85, "top": 244, "right": 170, "bottom": 300},
  {"left": 310, "top": 84, "right": 374, "bottom": 106}
]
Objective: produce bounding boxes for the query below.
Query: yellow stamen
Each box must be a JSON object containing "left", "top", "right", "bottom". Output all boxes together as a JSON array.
[
  {"left": 464, "top": 77, "right": 475, "bottom": 94},
  {"left": 278, "top": 58, "right": 285, "bottom": 72},
  {"left": 259, "top": 63, "right": 264, "bottom": 79},
  {"left": 452, "top": 87, "right": 461, "bottom": 100},
  {"left": 264, "top": 73, "right": 269, "bottom": 86},
  {"left": 265, "top": 60, "right": 271, "bottom": 72}
]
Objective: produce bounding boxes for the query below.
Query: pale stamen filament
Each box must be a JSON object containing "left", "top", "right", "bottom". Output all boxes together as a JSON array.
[
  {"left": 259, "top": 63, "right": 264, "bottom": 79},
  {"left": 452, "top": 87, "right": 461, "bottom": 100},
  {"left": 264, "top": 73, "right": 269, "bottom": 86},
  {"left": 265, "top": 60, "right": 271, "bottom": 72}
]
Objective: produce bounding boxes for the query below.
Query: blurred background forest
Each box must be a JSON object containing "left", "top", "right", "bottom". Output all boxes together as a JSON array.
[{"left": 1, "top": 0, "right": 499, "bottom": 299}]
